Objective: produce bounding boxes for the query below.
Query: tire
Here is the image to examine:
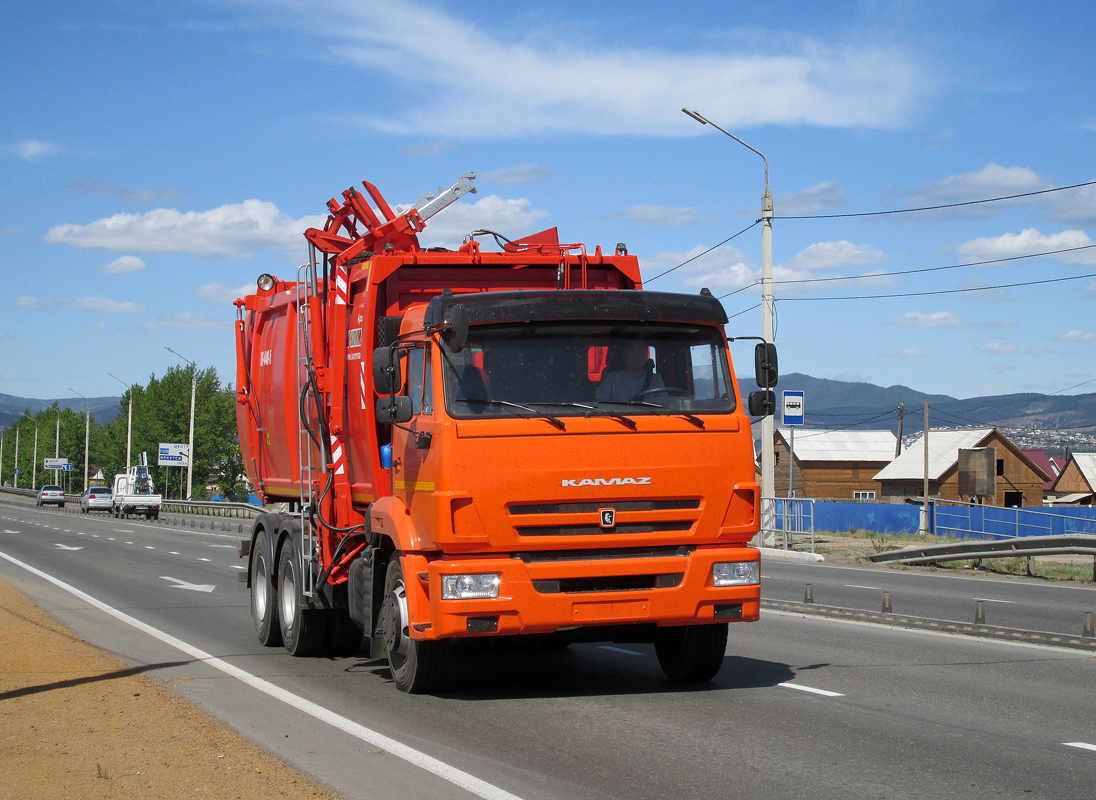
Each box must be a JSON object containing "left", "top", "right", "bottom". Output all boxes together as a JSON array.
[
  {"left": 326, "top": 608, "right": 363, "bottom": 657},
  {"left": 250, "top": 527, "right": 282, "bottom": 647},
  {"left": 277, "top": 538, "right": 326, "bottom": 656},
  {"left": 380, "top": 555, "right": 444, "bottom": 693},
  {"left": 655, "top": 624, "right": 729, "bottom": 682}
]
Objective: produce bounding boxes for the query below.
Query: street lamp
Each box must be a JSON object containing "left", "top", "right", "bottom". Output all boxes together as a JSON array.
[
  {"left": 67, "top": 388, "right": 90, "bottom": 494},
  {"left": 19, "top": 411, "right": 38, "bottom": 490},
  {"left": 165, "top": 346, "right": 197, "bottom": 500},
  {"left": 682, "top": 107, "right": 776, "bottom": 544},
  {"left": 108, "top": 372, "right": 133, "bottom": 473}
]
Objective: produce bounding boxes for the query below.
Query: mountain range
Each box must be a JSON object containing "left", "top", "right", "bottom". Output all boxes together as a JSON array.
[{"left": 4, "top": 374, "right": 1094, "bottom": 439}]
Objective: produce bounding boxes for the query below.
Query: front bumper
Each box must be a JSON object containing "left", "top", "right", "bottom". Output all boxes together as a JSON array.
[{"left": 404, "top": 545, "right": 760, "bottom": 640}]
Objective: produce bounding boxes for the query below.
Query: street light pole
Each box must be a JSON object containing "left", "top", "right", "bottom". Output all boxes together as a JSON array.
[
  {"left": 108, "top": 372, "right": 133, "bottom": 472},
  {"left": 68, "top": 388, "right": 90, "bottom": 493},
  {"left": 20, "top": 412, "right": 38, "bottom": 490},
  {"left": 13, "top": 426, "right": 20, "bottom": 489},
  {"left": 682, "top": 108, "right": 776, "bottom": 544},
  {"left": 165, "top": 347, "right": 197, "bottom": 500}
]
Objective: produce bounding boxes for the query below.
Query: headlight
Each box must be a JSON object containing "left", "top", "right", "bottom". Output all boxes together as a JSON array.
[
  {"left": 712, "top": 561, "right": 759, "bottom": 587},
  {"left": 441, "top": 573, "right": 500, "bottom": 600}
]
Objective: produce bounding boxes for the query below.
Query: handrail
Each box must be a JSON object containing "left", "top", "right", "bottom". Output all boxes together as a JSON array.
[{"left": 160, "top": 498, "right": 264, "bottom": 519}]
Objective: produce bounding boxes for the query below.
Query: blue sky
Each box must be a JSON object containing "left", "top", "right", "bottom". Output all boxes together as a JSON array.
[{"left": 2, "top": 0, "right": 1095, "bottom": 402}]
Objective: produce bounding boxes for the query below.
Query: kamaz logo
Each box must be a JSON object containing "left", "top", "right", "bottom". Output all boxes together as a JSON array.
[
  {"left": 259, "top": 349, "right": 272, "bottom": 367},
  {"left": 561, "top": 477, "right": 651, "bottom": 487}
]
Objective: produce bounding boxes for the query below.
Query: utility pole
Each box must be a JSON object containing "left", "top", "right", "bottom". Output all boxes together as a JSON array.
[
  {"left": 108, "top": 373, "right": 133, "bottom": 472},
  {"left": 13, "top": 426, "right": 20, "bottom": 489},
  {"left": 921, "top": 401, "right": 930, "bottom": 535},
  {"left": 895, "top": 403, "right": 905, "bottom": 458},
  {"left": 682, "top": 107, "right": 776, "bottom": 543},
  {"left": 68, "top": 388, "right": 91, "bottom": 493}
]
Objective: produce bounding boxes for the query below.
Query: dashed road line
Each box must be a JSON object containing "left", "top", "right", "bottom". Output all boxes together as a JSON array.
[
  {"left": 845, "top": 584, "right": 883, "bottom": 590},
  {"left": 779, "top": 682, "right": 844, "bottom": 698},
  {"left": 1064, "top": 742, "right": 1096, "bottom": 753}
]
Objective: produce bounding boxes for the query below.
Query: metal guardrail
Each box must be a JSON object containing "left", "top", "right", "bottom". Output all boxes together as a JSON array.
[
  {"left": 159, "top": 498, "right": 264, "bottom": 519},
  {"left": 762, "top": 497, "right": 816, "bottom": 553},
  {"left": 869, "top": 533, "right": 1096, "bottom": 569}
]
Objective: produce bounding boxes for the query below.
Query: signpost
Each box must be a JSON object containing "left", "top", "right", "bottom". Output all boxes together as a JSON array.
[
  {"left": 44, "top": 457, "right": 69, "bottom": 470},
  {"left": 782, "top": 391, "right": 805, "bottom": 497},
  {"left": 159, "top": 444, "right": 189, "bottom": 500}
]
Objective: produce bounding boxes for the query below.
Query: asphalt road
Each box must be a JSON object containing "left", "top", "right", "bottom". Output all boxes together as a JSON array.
[{"left": 2, "top": 498, "right": 1095, "bottom": 800}]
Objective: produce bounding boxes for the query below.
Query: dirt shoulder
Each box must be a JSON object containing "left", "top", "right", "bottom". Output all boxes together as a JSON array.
[{"left": 0, "top": 576, "right": 342, "bottom": 800}]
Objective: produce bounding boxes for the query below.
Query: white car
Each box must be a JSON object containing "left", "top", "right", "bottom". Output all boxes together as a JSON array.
[{"left": 81, "top": 486, "right": 113, "bottom": 513}]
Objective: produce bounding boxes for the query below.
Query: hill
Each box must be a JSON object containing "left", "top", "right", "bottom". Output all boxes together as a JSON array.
[{"left": 0, "top": 394, "right": 121, "bottom": 429}]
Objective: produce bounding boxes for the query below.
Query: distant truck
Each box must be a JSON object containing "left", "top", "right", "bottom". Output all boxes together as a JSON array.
[
  {"left": 112, "top": 453, "right": 161, "bottom": 519},
  {"left": 235, "top": 173, "right": 777, "bottom": 692}
]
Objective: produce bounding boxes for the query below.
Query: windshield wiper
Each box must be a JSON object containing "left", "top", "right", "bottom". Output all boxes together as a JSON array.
[
  {"left": 596, "top": 399, "right": 705, "bottom": 429},
  {"left": 528, "top": 402, "right": 637, "bottom": 431},
  {"left": 459, "top": 398, "right": 566, "bottom": 430}
]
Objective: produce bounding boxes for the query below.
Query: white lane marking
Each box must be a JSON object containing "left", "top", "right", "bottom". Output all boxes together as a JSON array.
[
  {"left": 145, "top": 546, "right": 155, "bottom": 550},
  {"left": 598, "top": 645, "right": 643, "bottom": 656},
  {"left": 197, "top": 557, "right": 211, "bottom": 562},
  {"left": 53, "top": 543, "right": 84, "bottom": 551},
  {"left": 114, "top": 529, "right": 134, "bottom": 533},
  {"left": 230, "top": 565, "right": 246, "bottom": 570},
  {"left": 107, "top": 537, "right": 115, "bottom": 541},
  {"left": 169, "top": 551, "right": 181, "bottom": 555},
  {"left": 125, "top": 542, "right": 134, "bottom": 545},
  {"left": 979, "top": 598, "right": 1015, "bottom": 604},
  {"left": 3, "top": 530, "right": 19, "bottom": 534},
  {"left": 160, "top": 576, "right": 216, "bottom": 593},
  {"left": 206, "top": 544, "right": 234, "bottom": 549},
  {"left": 779, "top": 682, "right": 845, "bottom": 698},
  {"left": 0, "top": 549, "right": 526, "bottom": 800},
  {"left": 1064, "top": 742, "right": 1096, "bottom": 753},
  {"left": 845, "top": 584, "right": 883, "bottom": 590},
  {"left": 91, "top": 534, "right": 99, "bottom": 538}
]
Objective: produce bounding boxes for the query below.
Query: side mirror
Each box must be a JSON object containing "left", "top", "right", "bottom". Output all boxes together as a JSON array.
[
  {"left": 445, "top": 303, "right": 468, "bottom": 353},
  {"left": 372, "top": 346, "right": 402, "bottom": 394},
  {"left": 375, "top": 395, "right": 413, "bottom": 425},
  {"left": 754, "top": 342, "right": 778, "bottom": 389},
  {"left": 748, "top": 390, "right": 776, "bottom": 417}
]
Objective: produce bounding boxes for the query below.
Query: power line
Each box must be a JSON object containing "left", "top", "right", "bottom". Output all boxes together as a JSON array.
[
  {"left": 781, "top": 268, "right": 1096, "bottom": 301},
  {"left": 774, "top": 179, "right": 1096, "bottom": 220},
  {"left": 643, "top": 219, "right": 760, "bottom": 284}
]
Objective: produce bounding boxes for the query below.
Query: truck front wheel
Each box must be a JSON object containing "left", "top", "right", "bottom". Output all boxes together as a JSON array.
[
  {"left": 250, "top": 528, "right": 281, "bottom": 647},
  {"left": 380, "top": 556, "right": 443, "bottom": 693},
  {"left": 655, "top": 623, "right": 729, "bottom": 682},
  {"left": 277, "top": 540, "right": 326, "bottom": 656}
]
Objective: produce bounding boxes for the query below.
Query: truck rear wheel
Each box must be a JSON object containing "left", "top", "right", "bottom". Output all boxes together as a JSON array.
[
  {"left": 655, "top": 623, "right": 729, "bottom": 682},
  {"left": 250, "top": 528, "right": 282, "bottom": 647},
  {"left": 277, "top": 539, "right": 326, "bottom": 656},
  {"left": 380, "top": 556, "right": 443, "bottom": 693}
]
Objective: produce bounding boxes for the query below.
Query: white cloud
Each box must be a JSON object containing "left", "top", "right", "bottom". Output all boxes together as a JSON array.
[
  {"left": 775, "top": 182, "right": 846, "bottom": 215},
  {"left": 193, "top": 282, "right": 254, "bottom": 305},
  {"left": 44, "top": 200, "right": 327, "bottom": 257},
  {"left": 479, "top": 164, "right": 557, "bottom": 185},
  {"left": 881, "top": 348, "right": 924, "bottom": 359},
  {"left": 65, "top": 178, "right": 186, "bottom": 206},
  {"left": 1060, "top": 329, "right": 1096, "bottom": 342},
  {"left": 416, "top": 194, "right": 549, "bottom": 248},
  {"left": 0, "top": 226, "right": 20, "bottom": 238},
  {"left": 783, "top": 240, "right": 885, "bottom": 272},
  {"left": 17, "top": 296, "right": 147, "bottom": 314},
  {"left": 400, "top": 140, "right": 457, "bottom": 157},
  {"left": 97, "top": 255, "right": 146, "bottom": 274},
  {"left": 282, "top": 0, "right": 927, "bottom": 137},
  {"left": 143, "top": 312, "right": 232, "bottom": 331},
  {"left": 600, "top": 205, "right": 717, "bottom": 227},
  {"left": 0, "top": 367, "right": 15, "bottom": 380},
  {"left": 11, "top": 140, "right": 61, "bottom": 162},
  {"left": 890, "top": 310, "right": 961, "bottom": 328},
  {"left": 981, "top": 341, "right": 1019, "bottom": 354},
  {"left": 641, "top": 245, "right": 755, "bottom": 292},
  {"left": 957, "top": 228, "right": 1096, "bottom": 266},
  {"left": 899, "top": 164, "right": 1049, "bottom": 219}
]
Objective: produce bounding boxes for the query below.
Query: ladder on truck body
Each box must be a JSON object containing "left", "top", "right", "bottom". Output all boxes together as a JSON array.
[{"left": 295, "top": 258, "right": 320, "bottom": 597}]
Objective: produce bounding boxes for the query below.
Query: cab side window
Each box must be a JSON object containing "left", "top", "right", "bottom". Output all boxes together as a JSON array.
[{"left": 406, "top": 344, "right": 433, "bottom": 416}]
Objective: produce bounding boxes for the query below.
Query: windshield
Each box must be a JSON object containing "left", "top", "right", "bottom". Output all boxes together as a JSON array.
[{"left": 441, "top": 321, "right": 736, "bottom": 419}]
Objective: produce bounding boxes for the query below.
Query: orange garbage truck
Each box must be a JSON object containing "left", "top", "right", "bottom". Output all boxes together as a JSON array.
[{"left": 235, "top": 173, "right": 778, "bottom": 692}]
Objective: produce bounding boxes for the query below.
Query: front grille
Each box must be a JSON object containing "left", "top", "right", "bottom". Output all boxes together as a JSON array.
[
  {"left": 516, "top": 521, "right": 693, "bottom": 537},
  {"left": 513, "top": 545, "right": 695, "bottom": 563},
  {"left": 533, "top": 573, "right": 684, "bottom": 594},
  {"left": 510, "top": 499, "right": 699, "bottom": 515}
]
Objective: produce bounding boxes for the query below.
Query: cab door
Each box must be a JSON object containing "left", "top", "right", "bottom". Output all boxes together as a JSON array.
[{"left": 391, "top": 342, "right": 440, "bottom": 540}]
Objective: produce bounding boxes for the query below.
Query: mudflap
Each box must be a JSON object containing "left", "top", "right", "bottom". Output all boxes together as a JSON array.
[{"left": 347, "top": 548, "right": 386, "bottom": 659}]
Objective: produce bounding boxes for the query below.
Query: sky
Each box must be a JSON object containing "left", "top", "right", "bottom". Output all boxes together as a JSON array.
[{"left": 2, "top": 0, "right": 1095, "bottom": 404}]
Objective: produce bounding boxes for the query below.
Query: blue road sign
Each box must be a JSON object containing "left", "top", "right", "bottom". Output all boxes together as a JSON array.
[{"left": 783, "top": 390, "right": 805, "bottom": 426}]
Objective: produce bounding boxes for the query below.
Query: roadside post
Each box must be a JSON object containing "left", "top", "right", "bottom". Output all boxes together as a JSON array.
[{"left": 782, "top": 390, "right": 804, "bottom": 498}]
